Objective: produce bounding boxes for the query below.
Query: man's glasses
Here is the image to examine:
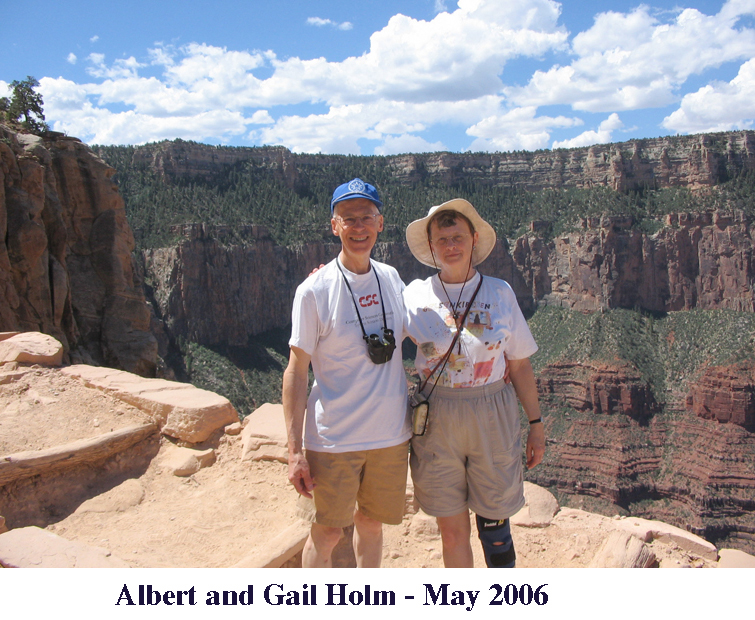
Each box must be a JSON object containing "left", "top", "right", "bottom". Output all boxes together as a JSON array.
[
  {"left": 431, "top": 233, "right": 471, "bottom": 247},
  {"left": 334, "top": 214, "right": 382, "bottom": 228}
]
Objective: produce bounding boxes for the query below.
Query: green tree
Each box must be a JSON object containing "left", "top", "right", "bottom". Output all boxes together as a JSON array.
[
  {"left": 6, "top": 76, "right": 48, "bottom": 134},
  {"left": 0, "top": 96, "right": 9, "bottom": 120}
]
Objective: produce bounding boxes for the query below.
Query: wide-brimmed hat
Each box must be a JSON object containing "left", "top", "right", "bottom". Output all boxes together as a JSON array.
[
  {"left": 405, "top": 199, "right": 496, "bottom": 268},
  {"left": 330, "top": 178, "right": 383, "bottom": 214}
]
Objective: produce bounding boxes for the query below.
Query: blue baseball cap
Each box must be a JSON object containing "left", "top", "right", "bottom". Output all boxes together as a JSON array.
[{"left": 330, "top": 178, "right": 383, "bottom": 214}]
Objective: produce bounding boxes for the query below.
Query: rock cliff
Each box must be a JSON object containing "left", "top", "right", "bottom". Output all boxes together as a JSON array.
[
  {"left": 143, "top": 210, "right": 754, "bottom": 345},
  {"left": 125, "top": 130, "right": 755, "bottom": 192},
  {"left": 536, "top": 361, "right": 659, "bottom": 422},
  {"left": 0, "top": 124, "right": 156, "bottom": 375},
  {"left": 687, "top": 361, "right": 755, "bottom": 431}
]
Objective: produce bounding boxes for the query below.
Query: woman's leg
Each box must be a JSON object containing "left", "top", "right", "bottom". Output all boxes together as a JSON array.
[
  {"left": 437, "top": 511, "right": 474, "bottom": 568},
  {"left": 476, "top": 515, "right": 515, "bottom": 567}
]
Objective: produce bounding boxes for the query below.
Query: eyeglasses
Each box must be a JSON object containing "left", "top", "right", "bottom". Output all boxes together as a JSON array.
[
  {"left": 431, "top": 233, "right": 471, "bottom": 247},
  {"left": 334, "top": 214, "right": 382, "bottom": 228}
]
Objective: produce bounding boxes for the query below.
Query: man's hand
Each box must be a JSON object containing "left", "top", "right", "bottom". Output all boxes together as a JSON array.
[
  {"left": 282, "top": 346, "right": 314, "bottom": 496},
  {"left": 308, "top": 264, "right": 325, "bottom": 277},
  {"left": 525, "top": 422, "right": 545, "bottom": 469},
  {"left": 288, "top": 452, "right": 315, "bottom": 498}
]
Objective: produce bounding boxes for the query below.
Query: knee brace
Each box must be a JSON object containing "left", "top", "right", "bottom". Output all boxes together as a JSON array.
[{"left": 476, "top": 515, "right": 516, "bottom": 568}]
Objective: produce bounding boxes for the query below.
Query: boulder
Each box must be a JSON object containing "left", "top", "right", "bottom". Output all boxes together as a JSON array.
[
  {"left": 0, "top": 526, "right": 129, "bottom": 568},
  {"left": 589, "top": 530, "right": 656, "bottom": 568},
  {"left": 511, "top": 482, "right": 559, "bottom": 527},
  {"left": 0, "top": 332, "right": 64, "bottom": 366},
  {"left": 718, "top": 549, "right": 755, "bottom": 568},
  {"left": 240, "top": 403, "right": 287, "bottom": 463},
  {"left": 614, "top": 517, "right": 718, "bottom": 561},
  {"left": 159, "top": 445, "right": 216, "bottom": 477}
]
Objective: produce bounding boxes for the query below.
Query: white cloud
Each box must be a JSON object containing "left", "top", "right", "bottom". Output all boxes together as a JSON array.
[
  {"left": 66, "top": 53, "right": 77, "bottom": 65},
  {"left": 90, "top": 35, "right": 99, "bottom": 43},
  {"left": 552, "top": 113, "right": 623, "bottom": 149},
  {"left": 466, "top": 106, "right": 582, "bottom": 152},
  {"left": 375, "top": 134, "right": 447, "bottom": 155},
  {"left": 35, "top": 0, "right": 568, "bottom": 152},
  {"left": 253, "top": 97, "right": 503, "bottom": 153},
  {"left": 307, "top": 17, "right": 353, "bottom": 31},
  {"left": 662, "top": 58, "right": 755, "bottom": 133},
  {"left": 249, "top": 110, "right": 274, "bottom": 125},
  {"left": 87, "top": 54, "right": 144, "bottom": 79},
  {"left": 35, "top": 0, "right": 755, "bottom": 155},
  {"left": 457, "top": 0, "right": 562, "bottom": 30},
  {"left": 508, "top": 1, "right": 755, "bottom": 112}
]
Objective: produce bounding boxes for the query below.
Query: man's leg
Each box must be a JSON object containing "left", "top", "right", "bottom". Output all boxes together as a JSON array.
[
  {"left": 302, "top": 523, "right": 343, "bottom": 568},
  {"left": 353, "top": 441, "right": 409, "bottom": 567},
  {"left": 437, "top": 511, "right": 474, "bottom": 568},
  {"left": 353, "top": 508, "right": 383, "bottom": 568}
]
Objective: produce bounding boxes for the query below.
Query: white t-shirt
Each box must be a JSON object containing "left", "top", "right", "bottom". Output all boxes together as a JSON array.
[
  {"left": 404, "top": 272, "right": 538, "bottom": 388},
  {"left": 289, "top": 258, "right": 410, "bottom": 453}
]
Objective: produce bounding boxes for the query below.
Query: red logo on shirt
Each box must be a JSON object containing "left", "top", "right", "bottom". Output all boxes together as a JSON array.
[{"left": 359, "top": 294, "right": 379, "bottom": 307}]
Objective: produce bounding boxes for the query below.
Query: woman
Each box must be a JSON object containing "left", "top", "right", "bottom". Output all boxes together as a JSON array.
[{"left": 404, "top": 199, "right": 545, "bottom": 568}]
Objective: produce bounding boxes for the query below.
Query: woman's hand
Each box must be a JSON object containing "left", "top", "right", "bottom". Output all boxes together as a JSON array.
[{"left": 525, "top": 422, "right": 545, "bottom": 469}]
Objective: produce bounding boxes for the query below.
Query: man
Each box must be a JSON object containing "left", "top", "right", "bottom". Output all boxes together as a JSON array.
[{"left": 282, "top": 179, "right": 410, "bottom": 568}]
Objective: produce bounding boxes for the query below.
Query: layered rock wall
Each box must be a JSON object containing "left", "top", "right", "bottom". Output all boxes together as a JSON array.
[
  {"left": 122, "top": 131, "right": 755, "bottom": 192},
  {"left": 144, "top": 210, "right": 755, "bottom": 346},
  {"left": 687, "top": 361, "right": 755, "bottom": 431},
  {"left": 0, "top": 124, "right": 156, "bottom": 375},
  {"left": 537, "top": 361, "right": 659, "bottom": 422},
  {"left": 539, "top": 211, "right": 755, "bottom": 312}
]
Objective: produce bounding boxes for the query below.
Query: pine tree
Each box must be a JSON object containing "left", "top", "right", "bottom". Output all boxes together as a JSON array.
[{"left": 6, "top": 76, "right": 49, "bottom": 134}]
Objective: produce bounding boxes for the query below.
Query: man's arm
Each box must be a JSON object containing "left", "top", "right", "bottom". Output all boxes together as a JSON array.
[
  {"left": 507, "top": 357, "right": 545, "bottom": 469},
  {"left": 282, "top": 345, "right": 315, "bottom": 497}
]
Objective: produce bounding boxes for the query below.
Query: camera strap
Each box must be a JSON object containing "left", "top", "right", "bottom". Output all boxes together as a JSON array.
[
  {"left": 336, "top": 258, "right": 389, "bottom": 342},
  {"left": 417, "top": 274, "right": 484, "bottom": 397}
]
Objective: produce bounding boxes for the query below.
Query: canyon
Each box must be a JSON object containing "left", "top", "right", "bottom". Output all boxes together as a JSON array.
[{"left": 1, "top": 123, "right": 755, "bottom": 553}]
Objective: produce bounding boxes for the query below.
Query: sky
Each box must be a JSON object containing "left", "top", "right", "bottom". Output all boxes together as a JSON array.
[{"left": 3, "top": 0, "right": 755, "bottom": 155}]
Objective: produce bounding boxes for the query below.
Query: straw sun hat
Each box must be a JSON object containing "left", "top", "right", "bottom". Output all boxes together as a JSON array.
[{"left": 405, "top": 199, "right": 496, "bottom": 268}]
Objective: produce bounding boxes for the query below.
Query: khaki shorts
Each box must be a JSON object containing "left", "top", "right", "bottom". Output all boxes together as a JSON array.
[
  {"left": 410, "top": 379, "right": 525, "bottom": 519},
  {"left": 296, "top": 441, "right": 410, "bottom": 528}
]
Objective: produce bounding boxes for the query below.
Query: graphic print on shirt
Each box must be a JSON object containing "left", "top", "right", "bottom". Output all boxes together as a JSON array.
[
  {"left": 406, "top": 274, "right": 538, "bottom": 391},
  {"left": 418, "top": 301, "right": 500, "bottom": 388}
]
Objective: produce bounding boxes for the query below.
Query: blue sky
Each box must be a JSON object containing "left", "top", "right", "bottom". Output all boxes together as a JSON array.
[{"left": 3, "top": 0, "right": 755, "bottom": 155}]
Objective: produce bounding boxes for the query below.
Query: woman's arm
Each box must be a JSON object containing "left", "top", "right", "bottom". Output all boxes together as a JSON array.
[{"left": 507, "top": 357, "right": 545, "bottom": 469}]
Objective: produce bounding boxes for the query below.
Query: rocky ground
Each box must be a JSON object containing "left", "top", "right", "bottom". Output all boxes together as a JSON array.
[{"left": 1, "top": 333, "right": 753, "bottom": 569}]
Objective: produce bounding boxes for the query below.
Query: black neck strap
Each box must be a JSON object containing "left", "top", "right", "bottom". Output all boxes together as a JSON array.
[
  {"left": 336, "top": 259, "right": 389, "bottom": 340},
  {"left": 420, "top": 273, "right": 484, "bottom": 394}
]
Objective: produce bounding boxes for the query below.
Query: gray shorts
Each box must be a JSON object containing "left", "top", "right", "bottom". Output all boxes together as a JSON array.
[{"left": 410, "top": 378, "right": 525, "bottom": 519}]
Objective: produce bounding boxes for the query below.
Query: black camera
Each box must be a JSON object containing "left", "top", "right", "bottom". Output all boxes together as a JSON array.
[{"left": 364, "top": 328, "right": 396, "bottom": 364}]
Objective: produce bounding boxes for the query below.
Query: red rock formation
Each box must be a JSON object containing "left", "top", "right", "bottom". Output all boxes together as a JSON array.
[
  {"left": 139, "top": 209, "right": 755, "bottom": 346},
  {"left": 687, "top": 361, "right": 755, "bottom": 431},
  {"left": 527, "top": 404, "right": 755, "bottom": 552},
  {"left": 537, "top": 361, "right": 658, "bottom": 422},
  {"left": 522, "top": 211, "right": 755, "bottom": 313},
  {"left": 0, "top": 124, "right": 156, "bottom": 375},
  {"left": 143, "top": 224, "right": 342, "bottom": 345}
]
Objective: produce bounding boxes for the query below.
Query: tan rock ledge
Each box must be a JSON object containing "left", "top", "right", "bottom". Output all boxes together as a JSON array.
[{"left": 61, "top": 365, "right": 239, "bottom": 444}]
